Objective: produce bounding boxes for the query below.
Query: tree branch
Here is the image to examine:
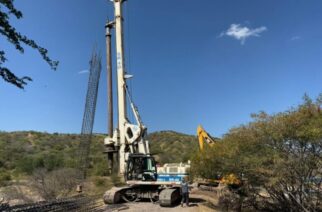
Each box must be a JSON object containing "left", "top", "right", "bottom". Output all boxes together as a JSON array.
[{"left": 0, "top": 1, "right": 59, "bottom": 88}]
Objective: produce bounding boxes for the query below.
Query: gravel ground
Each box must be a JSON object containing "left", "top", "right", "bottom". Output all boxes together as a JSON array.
[
  {"left": 104, "top": 202, "right": 200, "bottom": 212},
  {"left": 103, "top": 193, "right": 212, "bottom": 212}
]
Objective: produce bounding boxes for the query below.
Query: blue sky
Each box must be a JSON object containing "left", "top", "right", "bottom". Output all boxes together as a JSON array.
[{"left": 0, "top": 0, "right": 321, "bottom": 137}]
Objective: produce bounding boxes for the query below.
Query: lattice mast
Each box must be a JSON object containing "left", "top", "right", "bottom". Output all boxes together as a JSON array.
[{"left": 78, "top": 52, "right": 102, "bottom": 179}]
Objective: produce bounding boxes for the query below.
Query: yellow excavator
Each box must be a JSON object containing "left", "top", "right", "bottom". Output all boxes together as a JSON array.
[
  {"left": 196, "top": 125, "right": 241, "bottom": 188},
  {"left": 197, "top": 125, "right": 217, "bottom": 151}
]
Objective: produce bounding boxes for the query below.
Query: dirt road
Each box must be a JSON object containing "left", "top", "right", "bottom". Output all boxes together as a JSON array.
[
  {"left": 104, "top": 202, "right": 200, "bottom": 212},
  {"left": 103, "top": 190, "right": 219, "bottom": 212}
]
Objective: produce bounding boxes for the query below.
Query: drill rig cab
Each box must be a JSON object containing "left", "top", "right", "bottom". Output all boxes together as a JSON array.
[{"left": 126, "top": 154, "right": 157, "bottom": 181}]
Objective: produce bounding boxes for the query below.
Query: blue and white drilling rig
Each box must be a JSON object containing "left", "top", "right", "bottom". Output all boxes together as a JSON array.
[{"left": 103, "top": 0, "right": 185, "bottom": 206}]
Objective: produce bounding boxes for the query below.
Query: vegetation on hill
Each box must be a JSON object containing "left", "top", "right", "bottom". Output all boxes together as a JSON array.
[
  {"left": 148, "top": 131, "right": 198, "bottom": 164},
  {"left": 0, "top": 130, "right": 197, "bottom": 202},
  {"left": 0, "top": 132, "right": 104, "bottom": 181},
  {"left": 0, "top": 130, "right": 197, "bottom": 186}
]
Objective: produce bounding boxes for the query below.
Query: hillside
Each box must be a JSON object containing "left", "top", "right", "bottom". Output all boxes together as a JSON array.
[
  {"left": 0, "top": 130, "right": 198, "bottom": 183},
  {"left": 148, "top": 131, "right": 198, "bottom": 164}
]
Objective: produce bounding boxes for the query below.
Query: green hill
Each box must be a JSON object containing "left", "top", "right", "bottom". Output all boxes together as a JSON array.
[
  {"left": 148, "top": 131, "right": 198, "bottom": 164},
  {"left": 0, "top": 130, "right": 198, "bottom": 183}
]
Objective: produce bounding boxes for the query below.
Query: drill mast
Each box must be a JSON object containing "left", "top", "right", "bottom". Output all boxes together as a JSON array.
[{"left": 104, "top": 0, "right": 150, "bottom": 176}]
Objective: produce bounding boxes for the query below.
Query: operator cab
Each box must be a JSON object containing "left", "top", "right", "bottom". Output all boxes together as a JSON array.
[{"left": 126, "top": 154, "right": 157, "bottom": 181}]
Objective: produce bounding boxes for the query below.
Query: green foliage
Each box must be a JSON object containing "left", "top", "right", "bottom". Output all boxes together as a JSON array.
[
  {"left": 192, "top": 94, "right": 322, "bottom": 211},
  {"left": 93, "top": 177, "right": 107, "bottom": 187},
  {"left": 91, "top": 159, "right": 109, "bottom": 176},
  {"left": 43, "top": 153, "right": 64, "bottom": 171},
  {"left": 110, "top": 174, "right": 124, "bottom": 187},
  {"left": 0, "top": 130, "right": 195, "bottom": 180},
  {"left": 148, "top": 131, "right": 198, "bottom": 164},
  {"left": 0, "top": 171, "right": 11, "bottom": 186},
  {"left": 16, "top": 156, "right": 34, "bottom": 174},
  {"left": 0, "top": 132, "right": 79, "bottom": 176},
  {"left": 0, "top": 0, "right": 58, "bottom": 88}
]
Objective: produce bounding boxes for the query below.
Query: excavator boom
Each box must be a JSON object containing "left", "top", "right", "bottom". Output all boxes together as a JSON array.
[
  {"left": 196, "top": 125, "right": 242, "bottom": 188},
  {"left": 197, "top": 125, "right": 217, "bottom": 151}
]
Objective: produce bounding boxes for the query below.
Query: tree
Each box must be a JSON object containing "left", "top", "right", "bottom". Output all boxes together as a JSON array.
[
  {"left": 0, "top": 0, "right": 58, "bottom": 88},
  {"left": 192, "top": 94, "right": 322, "bottom": 211}
]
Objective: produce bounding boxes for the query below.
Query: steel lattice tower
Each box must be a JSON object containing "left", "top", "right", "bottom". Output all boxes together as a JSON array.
[{"left": 78, "top": 51, "right": 102, "bottom": 179}]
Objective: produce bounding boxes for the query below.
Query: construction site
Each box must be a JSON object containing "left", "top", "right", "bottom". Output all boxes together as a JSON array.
[{"left": 0, "top": 0, "right": 321, "bottom": 211}]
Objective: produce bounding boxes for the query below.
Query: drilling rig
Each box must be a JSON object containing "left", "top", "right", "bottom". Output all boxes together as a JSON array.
[{"left": 103, "top": 0, "right": 182, "bottom": 206}]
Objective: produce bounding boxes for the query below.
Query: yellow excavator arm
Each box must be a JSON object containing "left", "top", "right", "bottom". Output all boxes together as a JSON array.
[
  {"left": 196, "top": 125, "right": 242, "bottom": 188},
  {"left": 197, "top": 125, "right": 216, "bottom": 151}
]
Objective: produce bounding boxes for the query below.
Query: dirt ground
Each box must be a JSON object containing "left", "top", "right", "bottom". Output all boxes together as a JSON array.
[
  {"left": 104, "top": 189, "right": 220, "bottom": 212},
  {"left": 0, "top": 180, "right": 221, "bottom": 211},
  {"left": 105, "top": 202, "right": 200, "bottom": 212}
]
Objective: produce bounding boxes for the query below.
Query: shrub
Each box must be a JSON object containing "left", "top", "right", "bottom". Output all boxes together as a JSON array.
[
  {"left": 0, "top": 172, "right": 11, "bottom": 186},
  {"left": 93, "top": 177, "right": 107, "bottom": 187}
]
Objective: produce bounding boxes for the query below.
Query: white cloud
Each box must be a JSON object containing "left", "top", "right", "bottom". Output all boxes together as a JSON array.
[
  {"left": 78, "top": 69, "right": 89, "bottom": 74},
  {"left": 220, "top": 24, "right": 267, "bottom": 44}
]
